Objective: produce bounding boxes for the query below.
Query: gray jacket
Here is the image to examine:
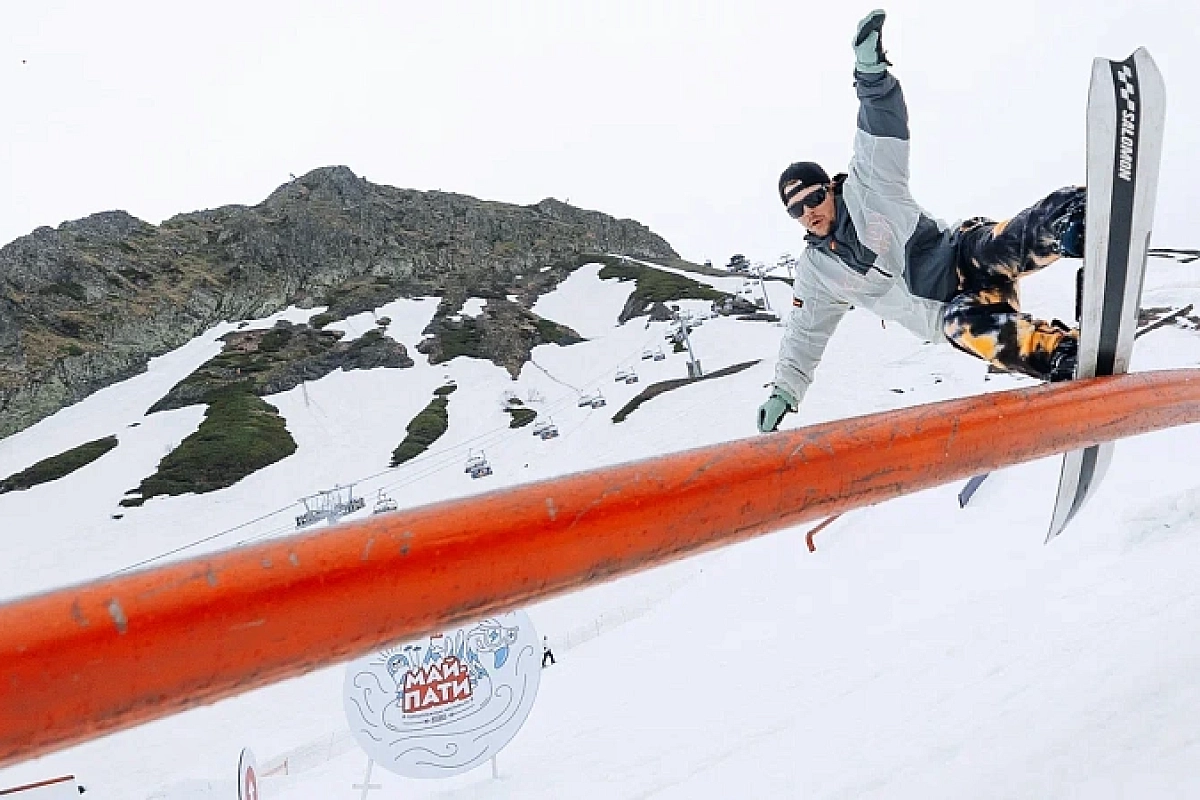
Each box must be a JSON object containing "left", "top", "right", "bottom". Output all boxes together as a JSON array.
[{"left": 773, "top": 70, "right": 960, "bottom": 408}]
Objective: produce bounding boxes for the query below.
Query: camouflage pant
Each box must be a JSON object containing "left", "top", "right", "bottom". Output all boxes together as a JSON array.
[{"left": 943, "top": 186, "right": 1085, "bottom": 380}]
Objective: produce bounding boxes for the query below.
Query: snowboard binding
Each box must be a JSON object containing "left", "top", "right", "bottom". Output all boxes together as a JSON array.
[
  {"left": 1051, "top": 197, "right": 1087, "bottom": 259},
  {"left": 1047, "top": 332, "right": 1079, "bottom": 383}
]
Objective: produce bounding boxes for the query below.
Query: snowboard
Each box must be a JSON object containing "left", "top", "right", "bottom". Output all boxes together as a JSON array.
[
  {"left": 1046, "top": 47, "right": 1166, "bottom": 541},
  {"left": 957, "top": 473, "right": 989, "bottom": 508},
  {"left": 958, "top": 301, "right": 1183, "bottom": 511}
]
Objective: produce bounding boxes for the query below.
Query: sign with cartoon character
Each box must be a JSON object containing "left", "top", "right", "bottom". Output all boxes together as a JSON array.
[
  {"left": 237, "top": 747, "right": 258, "bottom": 800},
  {"left": 343, "top": 611, "right": 541, "bottom": 779}
]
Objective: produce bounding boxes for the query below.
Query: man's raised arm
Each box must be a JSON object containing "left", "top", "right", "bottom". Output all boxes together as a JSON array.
[{"left": 849, "top": 10, "right": 912, "bottom": 191}]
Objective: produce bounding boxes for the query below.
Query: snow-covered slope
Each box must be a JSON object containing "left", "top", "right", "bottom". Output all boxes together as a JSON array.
[{"left": 2, "top": 257, "right": 1200, "bottom": 799}]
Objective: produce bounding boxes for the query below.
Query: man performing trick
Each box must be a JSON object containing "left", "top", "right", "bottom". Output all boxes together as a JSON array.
[{"left": 758, "top": 9, "right": 1087, "bottom": 433}]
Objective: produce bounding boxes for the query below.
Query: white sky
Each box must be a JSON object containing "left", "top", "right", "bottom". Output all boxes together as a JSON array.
[{"left": 3, "top": 0, "right": 1198, "bottom": 266}]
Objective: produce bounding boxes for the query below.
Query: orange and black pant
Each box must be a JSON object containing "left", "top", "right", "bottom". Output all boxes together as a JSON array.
[{"left": 942, "top": 186, "right": 1085, "bottom": 380}]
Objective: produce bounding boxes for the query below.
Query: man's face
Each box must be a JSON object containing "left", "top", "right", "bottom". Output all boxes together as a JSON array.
[{"left": 784, "top": 181, "right": 835, "bottom": 237}]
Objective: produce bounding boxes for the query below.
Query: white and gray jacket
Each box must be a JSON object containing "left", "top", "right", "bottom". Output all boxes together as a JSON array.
[{"left": 773, "top": 70, "right": 960, "bottom": 408}]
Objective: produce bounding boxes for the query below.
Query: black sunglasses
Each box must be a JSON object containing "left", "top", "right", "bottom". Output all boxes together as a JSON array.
[{"left": 786, "top": 185, "right": 828, "bottom": 218}]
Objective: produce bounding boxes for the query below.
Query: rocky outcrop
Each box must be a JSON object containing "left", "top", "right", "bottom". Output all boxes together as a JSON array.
[
  {"left": 597, "top": 260, "right": 725, "bottom": 325},
  {"left": 147, "top": 321, "right": 414, "bottom": 414},
  {"left": 416, "top": 298, "right": 584, "bottom": 378},
  {"left": 0, "top": 166, "right": 678, "bottom": 438}
]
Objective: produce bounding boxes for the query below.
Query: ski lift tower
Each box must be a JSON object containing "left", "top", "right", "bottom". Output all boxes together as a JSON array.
[
  {"left": 777, "top": 252, "right": 797, "bottom": 281},
  {"left": 295, "top": 492, "right": 330, "bottom": 529},
  {"left": 328, "top": 483, "right": 364, "bottom": 519},
  {"left": 295, "top": 483, "right": 363, "bottom": 529},
  {"left": 671, "top": 306, "right": 703, "bottom": 378},
  {"left": 753, "top": 263, "right": 773, "bottom": 312}
]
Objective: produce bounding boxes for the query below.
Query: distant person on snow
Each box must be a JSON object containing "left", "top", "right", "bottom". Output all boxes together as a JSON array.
[{"left": 758, "top": 9, "right": 1086, "bottom": 433}]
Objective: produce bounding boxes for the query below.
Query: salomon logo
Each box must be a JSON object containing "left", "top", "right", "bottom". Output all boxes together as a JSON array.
[{"left": 1116, "top": 64, "right": 1137, "bottom": 182}]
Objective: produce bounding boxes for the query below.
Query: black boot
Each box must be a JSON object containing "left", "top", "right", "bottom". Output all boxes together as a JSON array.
[
  {"left": 1047, "top": 334, "right": 1079, "bottom": 382},
  {"left": 1052, "top": 199, "right": 1086, "bottom": 259}
]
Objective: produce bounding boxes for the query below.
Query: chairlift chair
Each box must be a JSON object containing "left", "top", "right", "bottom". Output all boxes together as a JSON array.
[
  {"left": 625, "top": 373, "right": 639, "bottom": 384},
  {"left": 590, "top": 394, "right": 607, "bottom": 408},
  {"left": 641, "top": 349, "right": 654, "bottom": 360},
  {"left": 535, "top": 419, "right": 559, "bottom": 439},
  {"left": 372, "top": 491, "right": 398, "bottom": 515},
  {"left": 464, "top": 450, "right": 486, "bottom": 472},
  {"left": 577, "top": 393, "right": 593, "bottom": 407}
]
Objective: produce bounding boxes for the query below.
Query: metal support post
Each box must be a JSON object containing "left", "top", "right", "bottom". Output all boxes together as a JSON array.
[{"left": 353, "top": 758, "right": 382, "bottom": 799}]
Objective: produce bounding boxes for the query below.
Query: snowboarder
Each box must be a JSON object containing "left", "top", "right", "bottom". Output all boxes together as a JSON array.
[
  {"left": 541, "top": 637, "right": 556, "bottom": 668},
  {"left": 758, "top": 9, "right": 1086, "bottom": 433}
]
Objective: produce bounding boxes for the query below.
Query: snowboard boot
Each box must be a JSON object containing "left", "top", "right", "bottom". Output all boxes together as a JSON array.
[
  {"left": 1051, "top": 197, "right": 1087, "bottom": 259},
  {"left": 1047, "top": 331, "right": 1079, "bottom": 382}
]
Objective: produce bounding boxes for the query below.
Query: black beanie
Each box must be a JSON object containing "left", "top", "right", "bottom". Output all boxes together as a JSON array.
[{"left": 778, "top": 162, "right": 830, "bottom": 204}]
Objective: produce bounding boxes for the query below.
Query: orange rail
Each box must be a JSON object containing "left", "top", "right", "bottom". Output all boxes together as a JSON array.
[{"left": 2, "top": 369, "right": 1200, "bottom": 767}]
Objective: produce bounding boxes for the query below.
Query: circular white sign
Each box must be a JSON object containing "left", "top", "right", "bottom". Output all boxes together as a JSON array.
[
  {"left": 343, "top": 611, "right": 541, "bottom": 779},
  {"left": 237, "top": 747, "right": 259, "bottom": 800}
]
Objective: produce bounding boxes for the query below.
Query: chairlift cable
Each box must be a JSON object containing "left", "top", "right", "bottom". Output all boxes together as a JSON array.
[
  {"left": 107, "top": 326, "right": 674, "bottom": 571},
  {"left": 106, "top": 503, "right": 299, "bottom": 576}
]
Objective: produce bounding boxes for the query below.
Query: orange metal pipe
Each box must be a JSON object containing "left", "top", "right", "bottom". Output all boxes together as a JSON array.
[{"left": 2, "top": 369, "right": 1200, "bottom": 767}]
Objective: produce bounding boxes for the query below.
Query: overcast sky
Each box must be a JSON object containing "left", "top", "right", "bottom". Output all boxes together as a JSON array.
[{"left": 2, "top": 0, "right": 1197, "bottom": 267}]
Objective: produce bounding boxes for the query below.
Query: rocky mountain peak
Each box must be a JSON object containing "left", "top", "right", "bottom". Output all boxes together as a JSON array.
[
  {"left": 0, "top": 167, "right": 682, "bottom": 439},
  {"left": 264, "top": 165, "right": 369, "bottom": 207},
  {"left": 58, "top": 210, "right": 154, "bottom": 242},
  {"left": 532, "top": 197, "right": 578, "bottom": 221}
]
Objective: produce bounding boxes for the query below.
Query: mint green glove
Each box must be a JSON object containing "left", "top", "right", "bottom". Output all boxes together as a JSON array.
[
  {"left": 853, "top": 9, "right": 891, "bottom": 74},
  {"left": 757, "top": 387, "right": 797, "bottom": 433}
]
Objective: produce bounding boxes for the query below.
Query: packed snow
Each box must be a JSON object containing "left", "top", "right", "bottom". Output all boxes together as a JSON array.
[
  {"left": 2, "top": 256, "right": 1200, "bottom": 799},
  {"left": 457, "top": 297, "right": 488, "bottom": 319}
]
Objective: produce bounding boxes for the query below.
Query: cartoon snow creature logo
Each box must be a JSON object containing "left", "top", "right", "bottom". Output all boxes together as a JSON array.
[
  {"left": 467, "top": 618, "right": 520, "bottom": 670},
  {"left": 344, "top": 611, "right": 542, "bottom": 779}
]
